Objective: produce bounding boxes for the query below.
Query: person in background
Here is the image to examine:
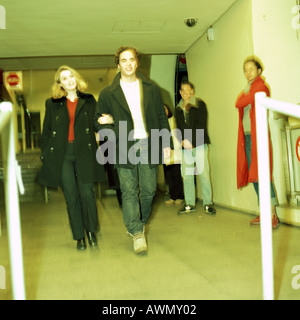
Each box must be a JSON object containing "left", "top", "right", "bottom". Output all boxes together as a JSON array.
[
  {"left": 94, "top": 46, "right": 171, "bottom": 254},
  {"left": 163, "top": 104, "right": 184, "bottom": 206},
  {"left": 235, "top": 55, "right": 279, "bottom": 228},
  {"left": 175, "top": 81, "right": 216, "bottom": 215},
  {"left": 99, "top": 137, "right": 122, "bottom": 207},
  {"left": 38, "top": 65, "right": 106, "bottom": 250}
]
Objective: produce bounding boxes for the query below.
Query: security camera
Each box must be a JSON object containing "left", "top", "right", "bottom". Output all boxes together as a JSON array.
[{"left": 184, "top": 18, "right": 198, "bottom": 27}]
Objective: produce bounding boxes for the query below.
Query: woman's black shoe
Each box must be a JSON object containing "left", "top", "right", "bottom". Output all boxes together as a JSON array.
[
  {"left": 77, "top": 238, "right": 86, "bottom": 250},
  {"left": 87, "top": 232, "right": 97, "bottom": 247}
]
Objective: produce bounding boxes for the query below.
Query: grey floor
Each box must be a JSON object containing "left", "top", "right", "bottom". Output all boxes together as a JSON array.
[{"left": 0, "top": 189, "right": 300, "bottom": 300}]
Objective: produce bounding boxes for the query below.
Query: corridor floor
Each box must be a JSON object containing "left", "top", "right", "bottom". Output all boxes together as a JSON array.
[{"left": 0, "top": 189, "right": 299, "bottom": 300}]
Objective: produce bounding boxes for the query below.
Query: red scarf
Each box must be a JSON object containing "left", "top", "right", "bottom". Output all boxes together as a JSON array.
[{"left": 67, "top": 98, "right": 78, "bottom": 142}]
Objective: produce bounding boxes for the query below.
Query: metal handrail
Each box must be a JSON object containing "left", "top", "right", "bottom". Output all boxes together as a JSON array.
[
  {"left": 0, "top": 101, "right": 26, "bottom": 300},
  {"left": 255, "top": 92, "right": 300, "bottom": 300}
]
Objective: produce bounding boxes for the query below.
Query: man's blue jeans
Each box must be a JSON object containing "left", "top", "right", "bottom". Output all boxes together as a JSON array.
[
  {"left": 181, "top": 144, "right": 213, "bottom": 206},
  {"left": 117, "top": 139, "right": 157, "bottom": 235}
]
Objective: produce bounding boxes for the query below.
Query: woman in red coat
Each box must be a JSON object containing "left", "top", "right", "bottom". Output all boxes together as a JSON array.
[{"left": 235, "top": 56, "right": 279, "bottom": 228}]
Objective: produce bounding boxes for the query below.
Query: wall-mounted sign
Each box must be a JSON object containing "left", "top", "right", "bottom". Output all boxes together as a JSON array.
[
  {"left": 296, "top": 136, "right": 300, "bottom": 162},
  {"left": 3, "top": 71, "right": 23, "bottom": 90}
]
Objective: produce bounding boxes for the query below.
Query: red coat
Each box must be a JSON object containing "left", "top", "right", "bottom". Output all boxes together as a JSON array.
[{"left": 235, "top": 76, "right": 273, "bottom": 189}]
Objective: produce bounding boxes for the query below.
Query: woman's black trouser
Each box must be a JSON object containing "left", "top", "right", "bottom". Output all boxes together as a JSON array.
[{"left": 60, "top": 143, "right": 99, "bottom": 240}]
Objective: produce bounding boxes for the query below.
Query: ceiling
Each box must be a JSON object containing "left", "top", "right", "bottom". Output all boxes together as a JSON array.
[{"left": 0, "top": 0, "right": 238, "bottom": 70}]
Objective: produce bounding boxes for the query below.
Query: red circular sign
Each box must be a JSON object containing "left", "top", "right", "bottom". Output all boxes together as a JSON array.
[
  {"left": 296, "top": 136, "right": 300, "bottom": 162},
  {"left": 6, "top": 73, "right": 20, "bottom": 87}
]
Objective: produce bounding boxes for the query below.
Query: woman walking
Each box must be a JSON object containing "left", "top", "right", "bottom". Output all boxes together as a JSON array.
[{"left": 38, "top": 65, "right": 106, "bottom": 249}]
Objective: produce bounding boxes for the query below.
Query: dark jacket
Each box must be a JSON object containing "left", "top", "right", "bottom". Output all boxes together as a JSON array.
[
  {"left": 94, "top": 72, "right": 171, "bottom": 168},
  {"left": 175, "top": 97, "right": 210, "bottom": 148},
  {"left": 37, "top": 92, "right": 106, "bottom": 188}
]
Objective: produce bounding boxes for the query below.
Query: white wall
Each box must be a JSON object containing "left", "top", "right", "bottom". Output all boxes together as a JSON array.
[
  {"left": 186, "top": 0, "right": 260, "bottom": 213},
  {"left": 252, "top": 0, "right": 300, "bottom": 204},
  {"left": 149, "top": 55, "right": 177, "bottom": 109},
  {"left": 252, "top": 0, "right": 300, "bottom": 104},
  {"left": 149, "top": 55, "right": 177, "bottom": 190},
  {"left": 186, "top": 0, "right": 300, "bottom": 213}
]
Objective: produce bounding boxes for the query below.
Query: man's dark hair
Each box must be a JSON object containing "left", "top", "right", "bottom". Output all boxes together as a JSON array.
[
  {"left": 114, "top": 46, "right": 139, "bottom": 65},
  {"left": 180, "top": 81, "right": 194, "bottom": 90}
]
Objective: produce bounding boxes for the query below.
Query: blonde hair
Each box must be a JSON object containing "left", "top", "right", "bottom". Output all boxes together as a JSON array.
[{"left": 51, "top": 65, "right": 88, "bottom": 99}]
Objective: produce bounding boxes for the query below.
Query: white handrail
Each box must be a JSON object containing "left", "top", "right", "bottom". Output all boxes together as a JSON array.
[
  {"left": 0, "top": 101, "right": 26, "bottom": 300},
  {"left": 255, "top": 92, "right": 300, "bottom": 300}
]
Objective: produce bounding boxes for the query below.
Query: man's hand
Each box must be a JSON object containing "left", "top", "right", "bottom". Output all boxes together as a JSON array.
[
  {"left": 97, "top": 113, "right": 114, "bottom": 125},
  {"left": 182, "top": 139, "right": 193, "bottom": 149},
  {"left": 163, "top": 147, "right": 172, "bottom": 159}
]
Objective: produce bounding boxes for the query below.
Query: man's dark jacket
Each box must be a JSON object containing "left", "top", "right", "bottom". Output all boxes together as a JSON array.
[
  {"left": 175, "top": 97, "right": 210, "bottom": 148},
  {"left": 94, "top": 72, "right": 171, "bottom": 168}
]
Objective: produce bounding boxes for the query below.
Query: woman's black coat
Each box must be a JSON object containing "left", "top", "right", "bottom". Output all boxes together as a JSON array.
[{"left": 37, "top": 92, "right": 106, "bottom": 189}]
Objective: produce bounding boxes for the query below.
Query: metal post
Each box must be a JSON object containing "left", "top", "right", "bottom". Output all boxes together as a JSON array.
[
  {"left": 255, "top": 92, "right": 274, "bottom": 300},
  {"left": 254, "top": 93, "right": 300, "bottom": 299},
  {"left": 0, "top": 102, "right": 26, "bottom": 300}
]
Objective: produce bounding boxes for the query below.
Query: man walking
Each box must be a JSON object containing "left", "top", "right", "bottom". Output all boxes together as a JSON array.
[{"left": 95, "top": 47, "right": 171, "bottom": 253}]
